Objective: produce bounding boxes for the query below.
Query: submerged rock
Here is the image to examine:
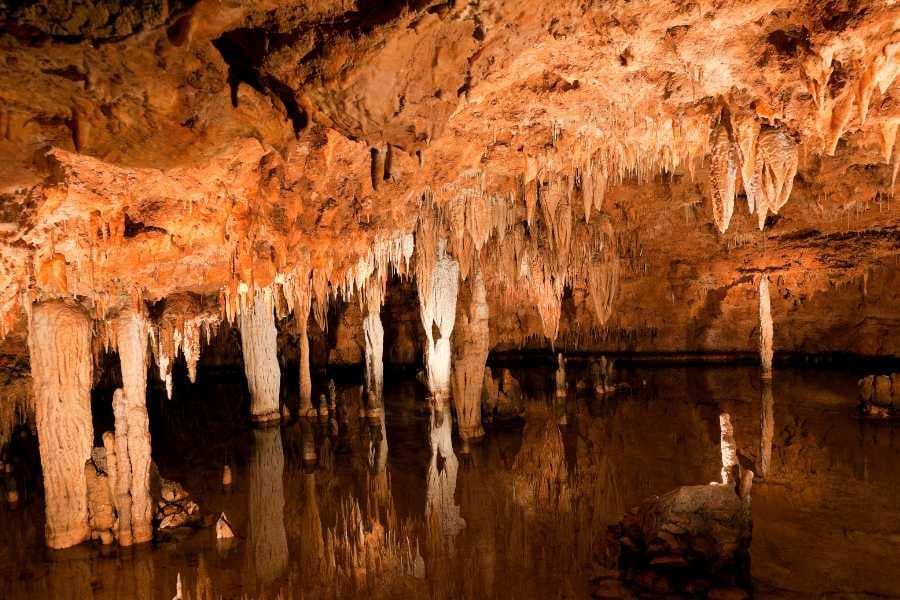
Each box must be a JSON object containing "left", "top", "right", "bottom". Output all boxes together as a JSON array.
[{"left": 613, "top": 473, "right": 753, "bottom": 595}]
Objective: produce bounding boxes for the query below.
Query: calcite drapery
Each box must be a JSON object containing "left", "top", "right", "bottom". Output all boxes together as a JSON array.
[
  {"left": 239, "top": 291, "right": 281, "bottom": 423},
  {"left": 709, "top": 122, "right": 738, "bottom": 234},
  {"left": 418, "top": 239, "right": 460, "bottom": 401},
  {"left": 28, "top": 301, "right": 94, "bottom": 549},
  {"left": 451, "top": 266, "right": 489, "bottom": 440},
  {"left": 115, "top": 309, "right": 153, "bottom": 544},
  {"left": 758, "top": 275, "right": 774, "bottom": 379}
]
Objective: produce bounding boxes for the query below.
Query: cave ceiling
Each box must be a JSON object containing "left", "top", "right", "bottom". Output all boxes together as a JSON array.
[{"left": 0, "top": 0, "right": 898, "bottom": 350}]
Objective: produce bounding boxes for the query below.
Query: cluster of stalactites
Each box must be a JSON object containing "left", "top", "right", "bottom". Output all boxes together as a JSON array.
[
  {"left": 150, "top": 294, "right": 219, "bottom": 400},
  {"left": 708, "top": 109, "right": 800, "bottom": 233}
]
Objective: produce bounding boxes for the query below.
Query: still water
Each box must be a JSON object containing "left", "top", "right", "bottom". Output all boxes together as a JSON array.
[{"left": 1, "top": 363, "right": 898, "bottom": 599}]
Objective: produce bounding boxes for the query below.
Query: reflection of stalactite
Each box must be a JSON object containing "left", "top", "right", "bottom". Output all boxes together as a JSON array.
[
  {"left": 426, "top": 399, "right": 465, "bottom": 556},
  {"left": 116, "top": 309, "right": 153, "bottom": 544},
  {"left": 248, "top": 427, "right": 288, "bottom": 587},
  {"left": 512, "top": 404, "right": 570, "bottom": 514},
  {"left": 28, "top": 301, "right": 93, "bottom": 549},
  {"left": 759, "top": 381, "right": 774, "bottom": 478},
  {"left": 297, "top": 469, "right": 325, "bottom": 578},
  {"left": 759, "top": 275, "right": 773, "bottom": 379},
  {"left": 240, "top": 291, "right": 281, "bottom": 422},
  {"left": 418, "top": 240, "right": 459, "bottom": 400},
  {"left": 367, "top": 416, "right": 390, "bottom": 507},
  {"left": 451, "top": 265, "right": 488, "bottom": 440}
]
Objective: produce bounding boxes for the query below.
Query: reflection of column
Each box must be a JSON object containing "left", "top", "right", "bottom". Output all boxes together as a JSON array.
[
  {"left": 759, "top": 381, "right": 774, "bottom": 478},
  {"left": 249, "top": 427, "right": 288, "bottom": 586},
  {"left": 367, "top": 416, "right": 390, "bottom": 506},
  {"left": 297, "top": 468, "right": 324, "bottom": 578},
  {"left": 426, "top": 399, "right": 465, "bottom": 553},
  {"left": 29, "top": 301, "right": 93, "bottom": 549}
]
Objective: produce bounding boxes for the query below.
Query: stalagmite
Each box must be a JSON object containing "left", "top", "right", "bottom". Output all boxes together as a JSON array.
[
  {"left": 719, "top": 413, "right": 738, "bottom": 485},
  {"left": 709, "top": 122, "right": 738, "bottom": 233},
  {"left": 248, "top": 427, "right": 288, "bottom": 586},
  {"left": 112, "top": 389, "right": 133, "bottom": 545},
  {"left": 28, "top": 300, "right": 94, "bottom": 549},
  {"left": 418, "top": 239, "right": 460, "bottom": 402},
  {"left": 451, "top": 266, "right": 489, "bottom": 440},
  {"left": 116, "top": 309, "right": 153, "bottom": 544},
  {"left": 758, "top": 275, "right": 774, "bottom": 379},
  {"left": 239, "top": 290, "right": 281, "bottom": 423},
  {"left": 759, "top": 380, "right": 774, "bottom": 478}
]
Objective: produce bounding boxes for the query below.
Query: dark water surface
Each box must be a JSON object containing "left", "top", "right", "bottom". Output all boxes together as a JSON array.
[{"left": 1, "top": 364, "right": 898, "bottom": 599}]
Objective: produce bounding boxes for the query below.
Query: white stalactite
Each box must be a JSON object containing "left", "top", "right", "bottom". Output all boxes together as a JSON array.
[
  {"left": 115, "top": 309, "right": 154, "bottom": 544},
  {"left": 28, "top": 301, "right": 94, "bottom": 549},
  {"left": 419, "top": 239, "right": 459, "bottom": 401},
  {"left": 709, "top": 122, "right": 738, "bottom": 233},
  {"left": 240, "top": 290, "right": 281, "bottom": 422},
  {"left": 759, "top": 275, "right": 774, "bottom": 379}
]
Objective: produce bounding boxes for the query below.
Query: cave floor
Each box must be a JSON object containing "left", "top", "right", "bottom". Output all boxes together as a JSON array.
[{"left": 1, "top": 364, "right": 898, "bottom": 599}]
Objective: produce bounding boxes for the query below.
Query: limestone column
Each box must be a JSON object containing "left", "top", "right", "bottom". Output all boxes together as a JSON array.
[
  {"left": 451, "top": 266, "right": 489, "bottom": 440},
  {"left": 28, "top": 300, "right": 94, "bottom": 549},
  {"left": 116, "top": 309, "right": 153, "bottom": 544},
  {"left": 363, "top": 305, "right": 384, "bottom": 413},
  {"left": 418, "top": 239, "right": 459, "bottom": 403},
  {"left": 240, "top": 291, "right": 281, "bottom": 423},
  {"left": 758, "top": 275, "right": 773, "bottom": 379},
  {"left": 297, "top": 307, "right": 315, "bottom": 417},
  {"left": 248, "top": 427, "right": 288, "bottom": 587}
]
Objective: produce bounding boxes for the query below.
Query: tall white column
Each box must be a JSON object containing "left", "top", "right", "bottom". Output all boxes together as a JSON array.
[{"left": 240, "top": 291, "right": 281, "bottom": 423}]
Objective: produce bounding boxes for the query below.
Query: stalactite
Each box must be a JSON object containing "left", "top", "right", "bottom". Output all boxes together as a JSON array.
[
  {"left": 153, "top": 293, "right": 218, "bottom": 399},
  {"left": 248, "top": 427, "right": 288, "bottom": 586},
  {"left": 748, "top": 127, "right": 799, "bottom": 229},
  {"left": 116, "top": 309, "right": 153, "bottom": 544},
  {"left": 584, "top": 217, "right": 619, "bottom": 325},
  {"left": 758, "top": 275, "right": 773, "bottom": 379},
  {"left": 708, "top": 122, "right": 738, "bottom": 234},
  {"left": 28, "top": 300, "right": 94, "bottom": 549},
  {"left": 418, "top": 239, "right": 459, "bottom": 401},
  {"left": 451, "top": 265, "right": 489, "bottom": 440},
  {"left": 239, "top": 289, "right": 281, "bottom": 423}
]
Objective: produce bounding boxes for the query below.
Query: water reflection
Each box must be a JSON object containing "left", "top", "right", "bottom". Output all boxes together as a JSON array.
[
  {"left": 1, "top": 365, "right": 899, "bottom": 599},
  {"left": 247, "top": 426, "right": 287, "bottom": 589}
]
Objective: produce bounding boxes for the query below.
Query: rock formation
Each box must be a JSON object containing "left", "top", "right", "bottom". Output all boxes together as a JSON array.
[
  {"left": 418, "top": 239, "right": 459, "bottom": 402},
  {"left": 115, "top": 309, "right": 153, "bottom": 544},
  {"left": 451, "top": 266, "right": 489, "bottom": 440},
  {"left": 239, "top": 291, "right": 281, "bottom": 423},
  {"left": 27, "top": 301, "right": 93, "bottom": 549},
  {"left": 758, "top": 275, "right": 774, "bottom": 379}
]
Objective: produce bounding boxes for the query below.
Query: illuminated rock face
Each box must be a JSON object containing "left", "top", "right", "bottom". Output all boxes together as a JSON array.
[{"left": 28, "top": 301, "right": 93, "bottom": 549}]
